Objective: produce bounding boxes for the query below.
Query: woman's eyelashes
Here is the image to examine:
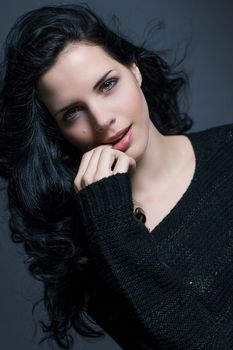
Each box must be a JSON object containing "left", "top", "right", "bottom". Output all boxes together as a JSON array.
[
  {"left": 63, "top": 106, "right": 82, "bottom": 122},
  {"left": 62, "top": 78, "right": 118, "bottom": 122},
  {"left": 101, "top": 78, "right": 118, "bottom": 92}
]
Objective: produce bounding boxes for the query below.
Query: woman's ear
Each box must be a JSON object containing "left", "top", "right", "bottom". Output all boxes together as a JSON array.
[{"left": 130, "top": 63, "right": 142, "bottom": 87}]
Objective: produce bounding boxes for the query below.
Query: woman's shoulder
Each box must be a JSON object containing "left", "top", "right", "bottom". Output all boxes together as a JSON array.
[
  {"left": 183, "top": 122, "right": 233, "bottom": 173},
  {"left": 187, "top": 122, "right": 233, "bottom": 139},
  {"left": 185, "top": 122, "right": 233, "bottom": 152}
]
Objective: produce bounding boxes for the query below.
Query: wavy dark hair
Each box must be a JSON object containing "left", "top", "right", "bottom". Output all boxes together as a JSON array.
[{"left": 0, "top": 3, "right": 193, "bottom": 349}]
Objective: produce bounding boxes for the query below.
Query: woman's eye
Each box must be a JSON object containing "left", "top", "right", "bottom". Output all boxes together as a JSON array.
[
  {"left": 62, "top": 79, "right": 118, "bottom": 122},
  {"left": 63, "top": 107, "right": 81, "bottom": 122},
  {"left": 101, "top": 78, "right": 117, "bottom": 92}
]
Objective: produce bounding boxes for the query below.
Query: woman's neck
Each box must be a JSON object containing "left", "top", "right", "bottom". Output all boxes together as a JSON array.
[{"left": 130, "top": 122, "right": 194, "bottom": 202}]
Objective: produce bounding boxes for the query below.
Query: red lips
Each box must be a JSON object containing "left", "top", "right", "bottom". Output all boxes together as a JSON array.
[{"left": 103, "top": 125, "right": 131, "bottom": 144}]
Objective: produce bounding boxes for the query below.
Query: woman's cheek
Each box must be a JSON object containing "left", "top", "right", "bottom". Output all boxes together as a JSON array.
[
  {"left": 60, "top": 125, "right": 93, "bottom": 151},
  {"left": 126, "top": 88, "right": 147, "bottom": 121}
]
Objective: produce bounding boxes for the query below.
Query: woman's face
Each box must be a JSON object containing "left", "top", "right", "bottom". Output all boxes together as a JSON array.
[{"left": 37, "top": 42, "right": 151, "bottom": 160}]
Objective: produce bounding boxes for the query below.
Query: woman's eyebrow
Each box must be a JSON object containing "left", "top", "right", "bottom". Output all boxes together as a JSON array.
[
  {"left": 93, "top": 69, "right": 113, "bottom": 90},
  {"left": 54, "top": 69, "right": 114, "bottom": 118}
]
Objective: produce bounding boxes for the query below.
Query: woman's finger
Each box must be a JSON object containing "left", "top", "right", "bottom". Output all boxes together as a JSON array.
[
  {"left": 74, "top": 145, "right": 136, "bottom": 191},
  {"left": 74, "top": 151, "right": 93, "bottom": 191},
  {"left": 82, "top": 145, "right": 112, "bottom": 186},
  {"left": 74, "top": 145, "right": 111, "bottom": 191},
  {"left": 94, "top": 147, "right": 117, "bottom": 181},
  {"left": 112, "top": 152, "right": 136, "bottom": 175}
]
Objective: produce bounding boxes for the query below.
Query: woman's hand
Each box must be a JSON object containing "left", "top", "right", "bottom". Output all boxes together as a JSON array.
[{"left": 74, "top": 145, "right": 136, "bottom": 191}]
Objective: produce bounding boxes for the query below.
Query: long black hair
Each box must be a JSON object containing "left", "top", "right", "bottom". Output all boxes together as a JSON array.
[{"left": 0, "top": 3, "right": 193, "bottom": 349}]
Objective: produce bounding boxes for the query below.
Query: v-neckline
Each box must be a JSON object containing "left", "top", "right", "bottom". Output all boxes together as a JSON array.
[{"left": 149, "top": 130, "right": 201, "bottom": 237}]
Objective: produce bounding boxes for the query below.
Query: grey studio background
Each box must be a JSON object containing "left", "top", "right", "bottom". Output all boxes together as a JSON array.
[{"left": 0, "top": 0, "right": 232, "bottom": 349}]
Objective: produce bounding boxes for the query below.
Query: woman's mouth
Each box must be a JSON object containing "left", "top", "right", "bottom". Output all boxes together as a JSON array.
[{"left": 111, "top": 125, "right": 132, "bottom": 151}]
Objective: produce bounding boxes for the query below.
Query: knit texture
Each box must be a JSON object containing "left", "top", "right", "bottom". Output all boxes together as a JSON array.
[{"left": 74, "top": 123, "right": 233, "bottom": 349}]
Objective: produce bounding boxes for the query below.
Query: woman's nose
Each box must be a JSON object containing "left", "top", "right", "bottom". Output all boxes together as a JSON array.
[{"left": 90, "top": 106, "right": 116, "bottom": 132}]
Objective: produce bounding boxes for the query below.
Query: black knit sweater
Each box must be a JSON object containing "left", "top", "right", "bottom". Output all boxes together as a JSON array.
[{"left": 74, "top": 123, "right": 233, "bottom": 349}]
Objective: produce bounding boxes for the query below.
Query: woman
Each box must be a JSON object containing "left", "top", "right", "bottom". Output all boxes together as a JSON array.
[{"left": 1, "top": 3, "right": 233, "bottom": 350}]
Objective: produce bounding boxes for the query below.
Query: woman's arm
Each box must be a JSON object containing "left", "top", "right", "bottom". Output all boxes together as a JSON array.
[{"left": 74, "top": 172, "right": 230, "bottom": 350}]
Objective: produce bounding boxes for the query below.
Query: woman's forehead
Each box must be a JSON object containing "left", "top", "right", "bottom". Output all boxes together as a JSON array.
[
  {"left": 37, "top": 43, "right": 138, "bottom": 112},
  {"left": 58, "top": 42, "right": 117, "bottom": 68},
  {"left": 36, "top": 43, "right": 128, "bottom": 114},
  {"left": 37, "top": 43, "right": 120, "bottom": 92}
]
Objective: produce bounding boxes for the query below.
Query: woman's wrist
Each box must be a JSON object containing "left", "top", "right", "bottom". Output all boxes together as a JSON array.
[{"left": 74, "top": 172, "right": 134, "bottom": 226}]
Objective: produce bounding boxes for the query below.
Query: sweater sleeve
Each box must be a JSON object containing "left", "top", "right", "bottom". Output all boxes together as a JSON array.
[{"left": 74, "top": 172, "right": 230, "bottom": 350}]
